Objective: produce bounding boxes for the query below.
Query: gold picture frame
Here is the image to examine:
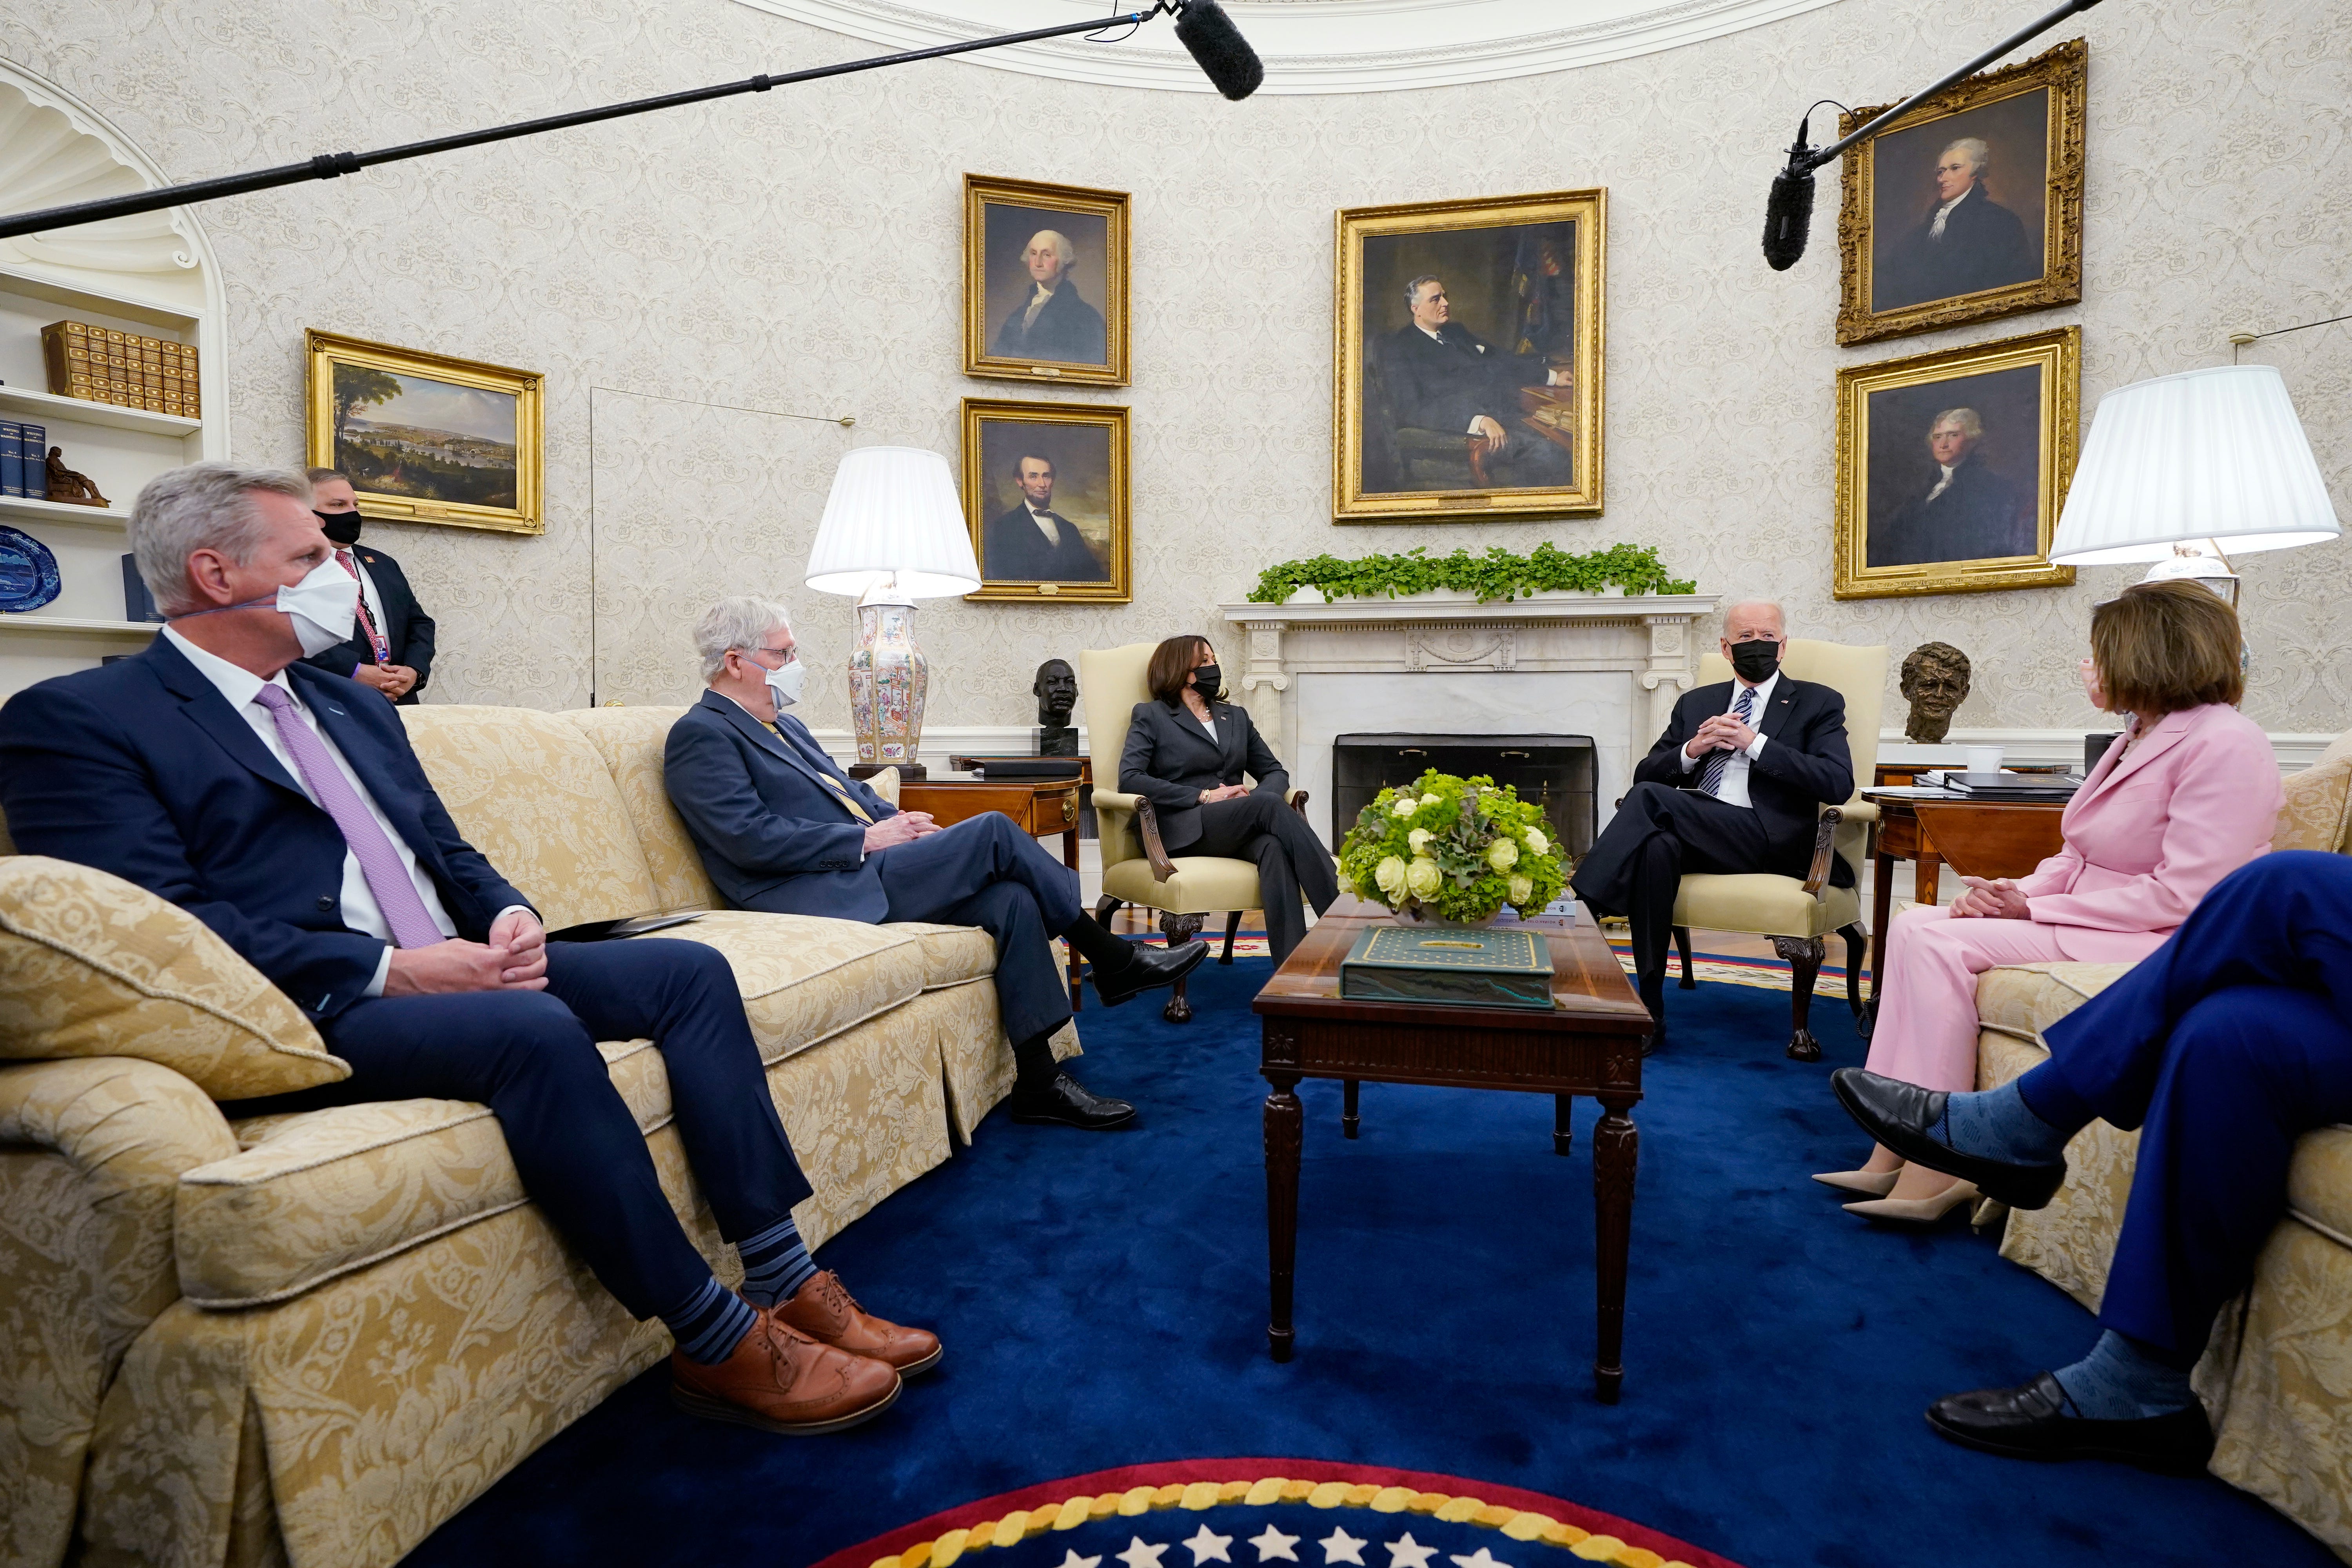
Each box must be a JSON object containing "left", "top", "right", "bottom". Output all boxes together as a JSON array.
[
  {"left": 1834, "top": 324, "right": 2080, "bottom": 600},
  {"left": 1835, "top": 39, "right": 2087, "bottom": 347},
  {"left": 1334, "top": 188, "right": 1606, "bottom": 523},
  {"left": 963, "top": 174, "right": 1130, "bottom": 388},
  {"left": 962, "top": 397, "right": 1131, "bottom": 603},
  {"left": 303, "top": 330, "right": 544, "bottom": 534}
]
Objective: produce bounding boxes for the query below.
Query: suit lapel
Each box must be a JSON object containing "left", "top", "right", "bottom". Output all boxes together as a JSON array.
[
  {"left": 292, "top": 665, "right": 451, "bottom": 878},
  {"left": 1752, "top": 676, "right": 1800, "bottom": 740},
  {"left": 703, "top": 692, "right": 854, "bottom": 806},
  {"left": 146, "top": 637, "right": 307, "bottom": 799},
  {"left": 2076, "top": 709, "right": 2193, "bottom": 807}
]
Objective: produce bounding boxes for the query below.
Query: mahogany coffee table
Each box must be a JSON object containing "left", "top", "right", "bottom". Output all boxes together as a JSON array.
[{"left": 1252, "top": 897, "right": 1652, "bottom": 1401}]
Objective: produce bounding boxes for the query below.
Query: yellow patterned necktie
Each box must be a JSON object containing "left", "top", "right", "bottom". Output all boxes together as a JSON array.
[{"left": 770, "top": 722, "right": 874, "bottom": 824}]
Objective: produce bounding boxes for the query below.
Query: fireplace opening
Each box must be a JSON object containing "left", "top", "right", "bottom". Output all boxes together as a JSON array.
[{"left": 1330, "top": 733, "right": 1598, "bottom": 858}]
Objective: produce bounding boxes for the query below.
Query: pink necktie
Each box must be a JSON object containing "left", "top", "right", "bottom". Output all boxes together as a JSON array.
[{"left": 251, "top": 683, "right": 445, "bottom": 948}]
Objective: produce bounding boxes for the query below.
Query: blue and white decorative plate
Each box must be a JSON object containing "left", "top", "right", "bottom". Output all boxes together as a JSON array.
[{"left": 0, "top": 526, "right": 61, "bottom": 613}]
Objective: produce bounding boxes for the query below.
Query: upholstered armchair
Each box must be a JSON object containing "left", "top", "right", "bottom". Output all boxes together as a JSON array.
[
  {"left": 1077, "top": 643, "right": 1310, "bottom": 1022},
  {"left": 1666, "top": 638, "right": 1887, "bottom": 1061}
]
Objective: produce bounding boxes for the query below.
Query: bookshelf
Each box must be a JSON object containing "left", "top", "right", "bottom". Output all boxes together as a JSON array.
[{"left": 0, "top": 62, "right": 229, "bottom": 704}]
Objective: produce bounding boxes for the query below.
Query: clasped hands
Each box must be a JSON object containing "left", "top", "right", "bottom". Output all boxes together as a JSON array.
[
  {"left": 1950, "top": 875, "right": 2031, "bottom": 920},
  {"left": 354, "top": 663, "right": 419, "bottom": 699},
  {"left": 863, "top": 811, "right": 940, "bottom": 851},
  {"left": 385, "top": 907, "right": 548, "bottom": 995},
  {"left": 1198, "top": 783, "right": 1250, "bottom": 804},
  {"left": 1683, "top": 713, "right": 1759, "bottom": 759}
]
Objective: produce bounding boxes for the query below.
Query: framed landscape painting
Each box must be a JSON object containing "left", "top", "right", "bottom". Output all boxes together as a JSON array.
[
  {"left": 303, "top": 329, "right": 544, "bottom": 534},
  {"left": 1833, "top": 325, "right": 2080, "bottom": 600},
  {"left": 1835, "top": 39, "right": 2087, "bottom": 346},
  {"left": 964, "top": 174, "right": 1130, "bottom": 388},
  {"left": 1334, "top": 188, "right": 1606, "bottom": 523},
  {"left": 961, "top": 397, "right": 1129, "bottom": 603}
]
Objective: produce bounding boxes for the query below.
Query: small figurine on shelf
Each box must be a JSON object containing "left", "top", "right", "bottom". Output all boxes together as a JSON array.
[{"left": 44, "top": 447, "right": 109, "bottom": 508}]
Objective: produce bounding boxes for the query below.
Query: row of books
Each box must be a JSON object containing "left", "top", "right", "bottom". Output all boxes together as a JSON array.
[
  {"left": 41, "top": 320, "right": 202, "bottom": 419},
  {"left": 0, "top": 421, "right": 49, "bottom": 500}
]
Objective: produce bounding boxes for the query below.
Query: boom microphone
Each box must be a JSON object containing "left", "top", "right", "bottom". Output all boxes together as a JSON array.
[
  {"left": 1761, "top": 119, "right": 1817, "bottom": 271},
  {"left": 1173, "top": 0, "right": 1265, "bottom": 100}
]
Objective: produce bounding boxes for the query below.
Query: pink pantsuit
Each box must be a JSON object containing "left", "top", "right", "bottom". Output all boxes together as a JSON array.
[{"left": 1866, "top": 703, "right": 2281, "bottom": 1093}]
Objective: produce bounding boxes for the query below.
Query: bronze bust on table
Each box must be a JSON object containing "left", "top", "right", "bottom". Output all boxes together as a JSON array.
[
  {"left": 1900, "top": 641, "right": 1972, "bottom": 743},
  {"left": 1034, "top": 658, "right": 1079, "bottom": 757}
]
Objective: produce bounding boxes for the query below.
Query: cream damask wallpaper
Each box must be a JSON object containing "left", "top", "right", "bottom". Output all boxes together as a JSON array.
[{"left": 2, "top": 0, "right": 2346, "bottom": 736}]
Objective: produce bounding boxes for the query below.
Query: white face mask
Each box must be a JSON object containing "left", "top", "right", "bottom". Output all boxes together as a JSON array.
[
  {"left": 169, "top": 557, "right": 359, "bottom": 658},
  {"left": 747, "top": 652, "right": 805, "bottom": 710}
]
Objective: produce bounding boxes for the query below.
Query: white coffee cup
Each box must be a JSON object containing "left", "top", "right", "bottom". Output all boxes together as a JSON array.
[{"left": 1965, "top": 745, "right": 2005, "bottom": 775}]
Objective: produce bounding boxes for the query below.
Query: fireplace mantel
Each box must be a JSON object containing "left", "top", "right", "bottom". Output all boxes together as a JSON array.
[{"left": 1219, "top": 592, "right": 1721, "bottom": 825}]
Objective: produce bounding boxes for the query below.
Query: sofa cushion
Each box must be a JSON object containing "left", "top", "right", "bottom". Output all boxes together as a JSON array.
[
  {"left": 2274, "top": 746, "right": 2352, "bottom": 855},
  {"left": 1671, "top": 872, "right": 1862, "bottom": 940},
  {"left": 400, "top": 705, "right": 662, "bottom": 931},
  {"left": 646, "top": 911, "right": 931, "bottom": 1063},
  {"left": 2289, "top": 1125, "right": 2352, "bottom": 1242},
  {"left": 0, "top": 856, "right": 348, "bottom": 1100},
  {"left": 1974, "top": 961, "right": 2134, "bottom": 1042},
  {"left": 559, "top": 706, "right": 721, "bottom": 915},
  {"left": 892, "top": 922, "right": 999, "bottom": 989}
]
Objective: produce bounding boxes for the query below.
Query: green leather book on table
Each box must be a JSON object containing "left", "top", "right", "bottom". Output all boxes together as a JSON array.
[{"left": 1338, "top": 925, "right": 1555, "bottom": 1009}]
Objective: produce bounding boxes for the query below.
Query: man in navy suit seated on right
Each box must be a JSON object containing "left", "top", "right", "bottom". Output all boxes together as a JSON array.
[{"left": 661, "top": 597, "right": 1203, "bottom": 1132}]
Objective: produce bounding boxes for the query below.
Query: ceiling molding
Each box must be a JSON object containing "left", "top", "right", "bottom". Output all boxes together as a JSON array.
[{"left": 731, "top": 0, "right": 1843, "bottom": 94}]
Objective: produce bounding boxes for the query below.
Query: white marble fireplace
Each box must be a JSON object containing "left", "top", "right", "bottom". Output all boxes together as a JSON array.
[{"left": 1220, "top": 592, "right": 1722, "bottom": 838}]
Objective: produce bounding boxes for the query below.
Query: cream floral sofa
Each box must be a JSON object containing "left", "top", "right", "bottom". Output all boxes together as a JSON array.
[
  {"left": 1971, "top": 731, "right": 2352, "bottom": 1563},
  {"left": 0, "top": 703, "right": 1072, "bottom": 1568}
]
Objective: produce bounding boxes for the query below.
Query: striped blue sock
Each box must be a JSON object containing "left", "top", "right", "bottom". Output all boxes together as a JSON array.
[
  {"left": 737, "top": 1216, "right": 818, "bottom": 1308},
  {"left": 664, "top": 1277, "right": 757, "bottom": 1366}
]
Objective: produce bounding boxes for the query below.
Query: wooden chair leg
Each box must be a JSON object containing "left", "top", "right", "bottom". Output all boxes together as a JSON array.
[
  {"left": 1094, "top": 895, "right": 1122, "bottom": 924},
  {"left": 1160, "top": 911, "right": 1204, "bottom": 1023},
  {"left": 1343, "top": 1078, "right": 1360, "bottom": 1139},
  {"left": 1773, "top": 935, "right": 1826, "bottom": 1062},
  {"left": 1673, "top": 926, "right": 1695, "bottom": 989},
  {"left": 1838, "top": 923, "right": 1868, "bottom": 1022},
  {"left": 1220, "top": 910, "right": 1243, "bottom": 964},
  {"left": 1554, "top": 1093, "right": 1574, "bottom": 1156}
]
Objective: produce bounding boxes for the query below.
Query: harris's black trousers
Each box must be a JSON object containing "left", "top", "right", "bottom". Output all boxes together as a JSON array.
[{"left": 1189, "top": 791, "right": 1340, "bottom": 965}]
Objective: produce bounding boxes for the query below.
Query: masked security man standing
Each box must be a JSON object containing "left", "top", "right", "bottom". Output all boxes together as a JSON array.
[{"left": 298, "top": 466, "right": 437, "bottom": 705}]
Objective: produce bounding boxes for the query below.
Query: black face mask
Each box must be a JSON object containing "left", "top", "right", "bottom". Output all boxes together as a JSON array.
[
  {"left": 1729, "top": 639, "right": 1781, "bottom": 684},
  {"left": 1192, "top": 664, "right": 1223, "bottom": 699},
  {"left": 316, "top": 510, "right": 363, "bottom": 546}
]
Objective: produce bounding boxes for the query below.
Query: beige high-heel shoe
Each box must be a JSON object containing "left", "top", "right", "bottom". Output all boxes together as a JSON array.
[
  {"left": 1842, "top": 1178, "right": 1981, "bottom": 1225},
  {"left": 1811, "top": 1168, "right": 1900, "bottom": 1198}
]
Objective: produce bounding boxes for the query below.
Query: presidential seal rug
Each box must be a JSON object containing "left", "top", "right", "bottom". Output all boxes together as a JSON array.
[{"left": 810, "top": 1463, "right": 1742, "bottom": 1568}]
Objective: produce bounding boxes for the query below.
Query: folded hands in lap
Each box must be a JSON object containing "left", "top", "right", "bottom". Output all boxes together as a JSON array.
[
  {"left": 864, "top": 811, "right": 940, "bottom": 852},
  {"left": 384, "top": 908, "right": 549, "bottom": 995},
  {"left": 1950, "top": 875, "right": 2031, "bottom": 920}
]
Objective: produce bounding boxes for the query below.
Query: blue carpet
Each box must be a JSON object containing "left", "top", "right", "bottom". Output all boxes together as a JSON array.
[{"left": 407, "top": 958, "right": 2334, "bottom": 1568}]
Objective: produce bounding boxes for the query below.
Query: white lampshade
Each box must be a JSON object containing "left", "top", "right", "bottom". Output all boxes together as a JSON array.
[
  {"left": 2050, "top": 364, "right": 2341, "bottom": 565},
  {"left": 804, "top": 446, "right": 982, "bottom": 599}
]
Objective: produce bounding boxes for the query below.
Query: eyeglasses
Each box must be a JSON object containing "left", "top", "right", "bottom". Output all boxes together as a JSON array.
[{"left": 740, "top": 646, "right": 795, "bottom": 666}]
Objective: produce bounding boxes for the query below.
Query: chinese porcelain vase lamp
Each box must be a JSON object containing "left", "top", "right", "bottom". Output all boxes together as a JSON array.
[
  {"left": 2050, "top": 363, "right": 2341, "bottom": 607},
  {"left": 805, "top": 447, "right": 982, "bottom": 778}
]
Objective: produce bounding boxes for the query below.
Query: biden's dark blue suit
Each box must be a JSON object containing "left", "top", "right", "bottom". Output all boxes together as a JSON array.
[
  {"left": 0, "top": 636, "right": 810, "bottom": 1322},
  {"left": 2027, "top": 851, "right": 2352, "bottom": 1362},
  {"left": 664, "top": 691, "right": 1084, "bottom": 1046}
]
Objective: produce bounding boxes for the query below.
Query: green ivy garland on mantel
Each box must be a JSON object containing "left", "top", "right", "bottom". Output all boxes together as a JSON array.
[{"left": 1247, "top": 543, "right": 1699, "bottom": 605}]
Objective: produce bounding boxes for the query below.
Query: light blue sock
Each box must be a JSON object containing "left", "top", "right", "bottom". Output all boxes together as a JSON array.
[
  {"left": 736, "top": 1216, "right": 818, "bottom": 1308},
  {"left": 1935, "top": 1079, "right": 2070, "bottom": 1165},
  {"left": 2052, "top": 1330, "right": 2196, "bottom": 1419},
  {"left": 664, "top": 1276, "right": 757, "bottom": 1366}
]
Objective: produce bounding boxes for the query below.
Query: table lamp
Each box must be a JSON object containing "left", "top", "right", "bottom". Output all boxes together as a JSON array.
[
  {"left": 804, "top": 446, "right": 982, "bottom": 779},
  {"left": 2049, "top": 363, "right": 2341, "bottom": 606}
]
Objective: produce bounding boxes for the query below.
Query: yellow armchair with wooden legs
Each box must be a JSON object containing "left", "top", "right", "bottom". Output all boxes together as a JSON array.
[
  {"left": 1079, "top": 643, "right": 1312, "bottom": 1022},
  {"left": 1667, "top": 638, "right": 1887, "bottom": 1061}
]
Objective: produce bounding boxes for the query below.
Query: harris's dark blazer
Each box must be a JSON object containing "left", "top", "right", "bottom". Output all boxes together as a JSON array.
[
  {"left": 993, "top": 282, "right": 1107, "bottom": 365},
  {"left": 1379, "top": 321, "right": 1550, "bottom": 436},
  {"left": 1633, "top": 675, "right": 1857, "bottom": 886},
  {"left": 983, "top": 503, "right": 1109, "bottom": 583},
  {"left": 1869, "top": 451, "right": 2034, "bottom": 568},
  {"left": 662, "top": 691, "right": 900, "bottom": 921},
  {"left": 299, "top": 544, "right": 439, "bottom": 705},
  {"left": 1882, "top": 182, "right": 2039, "bottom": 309},
  {"left": 0, "top": 635, "right": 530, "bottom": 1019},
  {"left": 1118, "top": 697, "right": 1290, "bottom": 854}
]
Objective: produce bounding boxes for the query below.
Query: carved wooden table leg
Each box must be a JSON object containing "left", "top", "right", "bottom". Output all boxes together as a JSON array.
[
  {"left": 1264, "top": 1070, "right": 1304, "bottom": 1362},
  {"left": 1591, "top": 1089, "right": 1638, "bottom": 1402},
  {"left": 1342, "top": 1078, "right": 1360, "bottom": 1139},
  {"left": 1161, "top": 911, "right": 1205, "bottom": 1022},
  {"left": 1554, "top": 1093, "right": 1574, "bottom": 1155}
]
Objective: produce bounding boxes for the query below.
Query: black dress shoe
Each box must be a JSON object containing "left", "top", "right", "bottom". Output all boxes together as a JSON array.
[
  {"left": 1007, "top": 1072, "right": 1136, "bottom": 1130},
  {"left": 1927, "top": 1372, "right": 2214, "bottom": 1474},
  {"left": 1637, "top": 978, "right": 1664, "bottom": 1057},
  {"left": 1830, "top": 1068, "right": 2067, "bottom": 1209},
  {"left": 1091, "top": 940, "right": 1210, "bottom": 1007}
]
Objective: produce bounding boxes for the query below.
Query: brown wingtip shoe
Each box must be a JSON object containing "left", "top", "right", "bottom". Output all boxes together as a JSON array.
[
  {"left": 670, "top": 1308, "right": 900, "bottom": 1434},
  {"left": 774, "top": 1270, "right": 944, "bottom": 1377}
]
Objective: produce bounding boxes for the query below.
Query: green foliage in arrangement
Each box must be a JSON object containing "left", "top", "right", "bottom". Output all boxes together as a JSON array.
[
  {"left": 1247, "top": 542, "right": 1697, "bottom": 604},
  {"left": 1336, "top": 770, "right": 1568, "bottom": 924}
]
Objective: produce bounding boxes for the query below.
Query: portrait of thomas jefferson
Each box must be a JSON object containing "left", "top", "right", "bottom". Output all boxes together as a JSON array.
[
  {"left": 1867, "top": 403, "right": 2035, "bottom": 569},
  {"left": 991, "top": 229, "right": 1107, "bottom": 367},
  {"left": 1875, "top": 132, "right": 2043, "bottom": 312}
]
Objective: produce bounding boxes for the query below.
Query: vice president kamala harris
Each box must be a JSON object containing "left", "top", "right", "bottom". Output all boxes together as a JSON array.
[{"left": 1118, "top": 635, "right": 1339, "bottom": 964}]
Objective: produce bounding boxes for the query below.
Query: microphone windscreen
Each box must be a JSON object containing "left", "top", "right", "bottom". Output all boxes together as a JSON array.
[
  {"left": 1761, "top": 167, "right": 1815, "bottom": 271},
  {"left": 1174, "top": 0, "right": 1265, "bottom": 100}
]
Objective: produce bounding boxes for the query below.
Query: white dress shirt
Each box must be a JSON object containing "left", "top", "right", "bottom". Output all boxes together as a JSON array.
[
  {"left": 338, "top": 548, "right": 387, "bottom": 650},
  {"left": 1928, "top": 185, "right": 1971, "bottom": 240},
  {"left": 1194, "top": 709, "right": 1219, "bottom": 742},
  {"left": 1025, "top": 505, "right": 1064, "bottom": 548},
  {"left": 1679, "top": 670, "right": 1777, "bottom": 809},
  {"left": 1022, "top": 281, "right": 1057, "bottom": 332},
  {"left": 164, "top": 626, "right": 468, "bottom": 995},
  {"left": 1925, "top": 463, "right": 1958, "bottom": 502}
]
